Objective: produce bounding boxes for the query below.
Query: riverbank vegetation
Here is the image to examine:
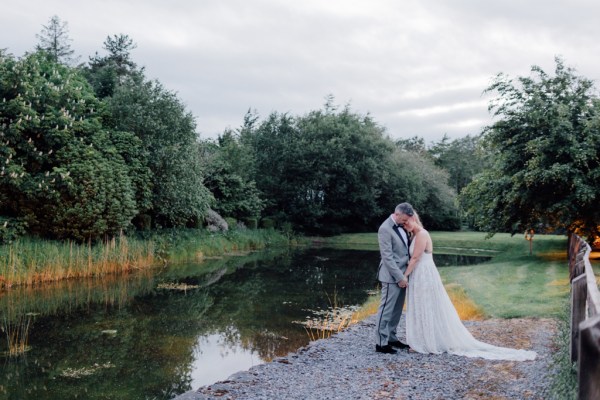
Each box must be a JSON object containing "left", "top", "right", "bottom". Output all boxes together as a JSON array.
[{"left": 0, "top": 228, "right": 292, "bottom": 289}]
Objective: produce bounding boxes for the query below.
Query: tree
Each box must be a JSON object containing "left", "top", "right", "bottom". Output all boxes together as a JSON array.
[
  {"left": 100, "top": 34, "right": 138, "bottom": 78},
  {"left": 292, "top": 105, "right": 392, "bottom": 233},
  {"left": 84, "top": 34, "right": 141, "bottom": 98},
  {"left": 200, "top": 129, "right": 264, "bottom": 222},
  {"left": 35, "top": 15, "right": 79, "bottom": 65},
  {"left": 429, "top": 134, "right": 487, "bottom": 194},
  {"left": 107, "top": 79, "right": 213, "bottom": 228},
  {"left": 83, "top": 33, "right": 210, "bottom": 229},
  {"left": 396, "top": 135, "right": 427, "bottom": 153},
  {"left": 241, "top": 111, "right": 300, "bottom": 227},
  {"left": 0, "top": 51, "right": 137, "bottom": 241},
  {"left": 460, "top": 58, "right": 600, "bottom": 241},
  {"left": 382, "top": 148, "right": 460, "bottom": 231},
  {"left": 428, "top": 134, "right": 487, "bottom": 228}
]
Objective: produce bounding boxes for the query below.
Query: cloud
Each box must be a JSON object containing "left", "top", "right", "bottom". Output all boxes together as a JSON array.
[{"left": 2, "top": 0, "right": 600, "bottom": 142}]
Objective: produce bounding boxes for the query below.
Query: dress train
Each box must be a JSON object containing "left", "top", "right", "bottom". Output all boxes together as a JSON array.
[{"left": 406, "top": 248, "right": 536, "bottom": 361}]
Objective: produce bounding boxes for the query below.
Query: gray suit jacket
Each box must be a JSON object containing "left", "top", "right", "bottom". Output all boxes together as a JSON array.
[{"left": 376, "top": 216, "right": 410, "bottom": 283}]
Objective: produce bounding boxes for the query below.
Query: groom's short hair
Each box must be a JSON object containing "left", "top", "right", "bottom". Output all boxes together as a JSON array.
[{"left": 395, "top": 202, "right": 414, "bottom": 216}]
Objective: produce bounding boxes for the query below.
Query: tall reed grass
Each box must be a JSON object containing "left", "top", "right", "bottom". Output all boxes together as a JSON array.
[
  {"left": 1, "top": 313, "right": 32, "bottom": 357},
  {"left": 0, "top": 234, "right": 155, "bottom": 289},
  {"left": 0, "top": 228, "right": 293, "bottom": 289}
]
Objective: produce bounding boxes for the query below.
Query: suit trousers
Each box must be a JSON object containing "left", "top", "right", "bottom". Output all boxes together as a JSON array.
[{"left": 374, "top": 282, "right": 406, "bottom": 346}]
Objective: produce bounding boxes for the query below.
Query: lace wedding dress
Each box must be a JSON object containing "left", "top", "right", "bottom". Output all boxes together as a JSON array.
[{"left": 405, "top": 238, "right": 536, "bottom": 361}]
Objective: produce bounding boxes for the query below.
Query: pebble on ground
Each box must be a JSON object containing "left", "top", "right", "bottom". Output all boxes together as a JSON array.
[{"left": 174, "top": 315, "right": 558, "bottom": 400}]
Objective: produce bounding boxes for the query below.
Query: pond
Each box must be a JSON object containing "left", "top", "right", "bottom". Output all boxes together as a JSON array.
[{"left": 0, "top": 247, "right": 490, "bottom": 400}]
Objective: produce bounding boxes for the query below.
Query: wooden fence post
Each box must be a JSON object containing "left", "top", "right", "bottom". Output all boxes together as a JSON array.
[
  {"left": 569, "top": 239, "right": 583, "bottom": 282},
  {"left": 571, "top": 274, "right": 587, "bottom": 363},
  {"left": 578, "top": 315, "right": 600, "bottom": 400},
  {"left": 568, "top": 234, "right": 600, "bottom": 400}
]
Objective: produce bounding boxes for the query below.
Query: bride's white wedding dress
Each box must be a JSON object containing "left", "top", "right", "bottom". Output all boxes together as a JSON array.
[{"left": 406, "top": 237, "right": 536, "bottom": 361}]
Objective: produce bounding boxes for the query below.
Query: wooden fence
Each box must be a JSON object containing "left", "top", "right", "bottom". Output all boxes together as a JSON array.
[{"left": 568, "top": 233, "right": 600, "bottom": 400}]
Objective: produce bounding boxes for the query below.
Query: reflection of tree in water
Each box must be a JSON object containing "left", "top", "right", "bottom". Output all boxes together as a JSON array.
[
  {"left": 250, "top": 329, "right": 308, "bottom": 361},
  {"left": 122, "top": 288, "right": 214, "bottom": 398},
  {"left": 0, "top": 271, "right": 157, "bottom": 357},
  {"left": 199, "top": 248, "right": 379, "bottom": 361},
  {"left": 0, "top": 270, "right": 208, "bottom": 399},
  {"left": 208, "top": 323, "right": 304, "bottom": 362},
  {"left": 0, "top": 270, "right": 157, "bottom": 323},
  {"left": 199, "top": 271, "right": 309, "bottom": 361}
]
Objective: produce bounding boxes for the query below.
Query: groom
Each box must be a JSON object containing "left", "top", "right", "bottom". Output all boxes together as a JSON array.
[{"left": 374, "top": 202, "right": 414, "bottom": 354}]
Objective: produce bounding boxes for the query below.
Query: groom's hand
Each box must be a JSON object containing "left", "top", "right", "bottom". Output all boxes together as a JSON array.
[{"left": 398, "top": 279, "right": 408, "bottom": 288}]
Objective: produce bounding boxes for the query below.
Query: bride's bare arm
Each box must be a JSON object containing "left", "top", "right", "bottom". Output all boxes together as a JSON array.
[{"left": 405, "top": 231, "right": 427, "bottom": 277}]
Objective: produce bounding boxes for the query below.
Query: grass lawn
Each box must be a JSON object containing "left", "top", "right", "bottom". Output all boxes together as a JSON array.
[{"left": 315, "top": 231, "right": 570, "bottom": 319}]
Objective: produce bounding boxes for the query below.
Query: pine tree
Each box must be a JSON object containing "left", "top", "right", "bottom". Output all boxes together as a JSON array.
[{"left": 35, "top": 15, "right": 79, "bottom": 65}]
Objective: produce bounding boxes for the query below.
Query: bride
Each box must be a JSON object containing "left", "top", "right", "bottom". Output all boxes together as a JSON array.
[{"left": 403, "top": 212, "right": 536, "bottom": 361}]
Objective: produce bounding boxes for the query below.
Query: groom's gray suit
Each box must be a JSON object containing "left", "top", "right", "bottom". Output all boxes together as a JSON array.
[{"left": 374, "top": 215, "right": 410, "bottom": 347}]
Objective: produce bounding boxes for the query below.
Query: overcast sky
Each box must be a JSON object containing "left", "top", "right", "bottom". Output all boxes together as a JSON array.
[{"left": 2, "top": 0, "right": 599, "bottom": 142}]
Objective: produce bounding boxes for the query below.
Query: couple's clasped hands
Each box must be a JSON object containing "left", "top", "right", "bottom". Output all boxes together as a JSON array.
[{"left": 398, "top": 278, "right": 408, "bottom": 288}]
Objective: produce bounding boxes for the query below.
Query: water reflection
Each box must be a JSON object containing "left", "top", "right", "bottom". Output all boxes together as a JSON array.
[
  {"left": 190, "top": 332, "right": 260, "bottom": 387},
  {"left": 0, "top": 247, "right": 490, "bottom": 400}
]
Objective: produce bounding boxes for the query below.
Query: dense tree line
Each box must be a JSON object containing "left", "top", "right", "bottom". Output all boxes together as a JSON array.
[
  {"left": 202, "top": 102, "right": 468, "bottom": 235},
  {"left": 235, "top": 97, "right": 476, "bottom": 234},
  {"left": 1, "top": 16, "right": 486, "bottom": 243}
]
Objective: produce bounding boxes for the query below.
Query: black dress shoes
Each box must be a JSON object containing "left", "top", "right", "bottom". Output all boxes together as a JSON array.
[
  {"left": 388, "top": 340, "right": 410, "bottom": 349},
  {"left": 375, "top": 344, "right": 397, "bottom": 354}
]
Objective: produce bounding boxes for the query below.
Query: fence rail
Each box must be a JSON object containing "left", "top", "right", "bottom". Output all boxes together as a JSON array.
[{"left": 568, "top": 234, "right": 600, "bottom": 400}]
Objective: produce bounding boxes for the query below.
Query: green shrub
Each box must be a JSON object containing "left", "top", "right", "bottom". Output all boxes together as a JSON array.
[
  {"left": 0, "top": 217, "right": 27, "bottom": 244},
  {"left": 133, "top": 214, "right": 152, "bottom": 231},
  {"left": 280, "top": 222, "right": 293, "bottom": 237},
  {"left": 224, "top": 217, "right": 237, "bottom": 230},
  {"left": 260, "top": 217, "right": 274, "bottom": 229},
  {"left": 243, "top": 218, "right": 258, "bottom": 229}
]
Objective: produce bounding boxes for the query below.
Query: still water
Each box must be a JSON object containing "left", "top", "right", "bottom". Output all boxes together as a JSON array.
[{"left": 0, "top": 247, "right": 489, "bottom": 400}]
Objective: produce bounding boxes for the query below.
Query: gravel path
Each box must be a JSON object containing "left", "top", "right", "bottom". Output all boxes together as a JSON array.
[{"left": 174, "top": 315, "right": 558, "bottom": 400}]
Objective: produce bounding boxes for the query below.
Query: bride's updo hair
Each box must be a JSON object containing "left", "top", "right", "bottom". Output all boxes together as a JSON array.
[{"left": 412, "top": 210, "right": 424, "bottom": 229}]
